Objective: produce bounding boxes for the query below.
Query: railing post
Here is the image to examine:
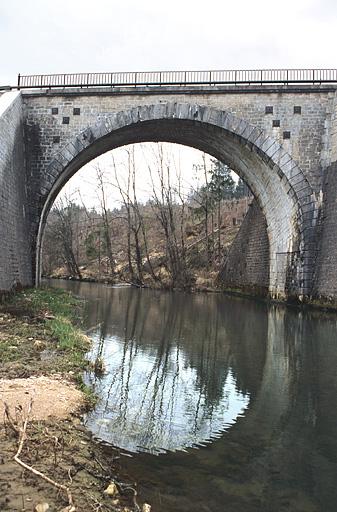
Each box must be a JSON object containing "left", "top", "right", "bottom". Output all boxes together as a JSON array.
[{"left": 17, "top": 73, "right": 21, "bottom": 90}]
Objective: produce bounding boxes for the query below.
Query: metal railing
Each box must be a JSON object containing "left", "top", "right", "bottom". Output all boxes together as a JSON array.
[{"left": 17, "top": 69, "right": 337, "bottom": 89}]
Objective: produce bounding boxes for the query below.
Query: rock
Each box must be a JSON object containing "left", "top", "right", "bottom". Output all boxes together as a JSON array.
[
  {"left": 34, "top": 340, "right": 47, "bottom": 350},
  {"left": 142, "top": 505, "right": 151, "bottom": 512},
  {"left": 104, "top": 482, "right": 118, "bottom": 496},
  {"left": 34, "top": 503, "right": 49, "bottom": 512}
]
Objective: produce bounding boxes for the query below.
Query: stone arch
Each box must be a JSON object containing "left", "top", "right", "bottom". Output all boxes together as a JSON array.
[{"left": 35, "top": 102, "right": 317, "bottom": 299}]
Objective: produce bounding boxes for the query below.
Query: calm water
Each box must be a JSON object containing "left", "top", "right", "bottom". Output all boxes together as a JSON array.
[{"left": 50, "top": 279, "right": 337, "bottom": 512}]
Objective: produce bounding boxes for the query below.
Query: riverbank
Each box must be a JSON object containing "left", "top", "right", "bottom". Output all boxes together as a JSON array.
[
  {"left": 44, "top": 273, "right": 220, "bottom": 294},
  {"left": 44, "top": 275, "right": 337, "bottom": 314},
  {"left": 0, "top": 288, "right": 150, "bottom": 512}
]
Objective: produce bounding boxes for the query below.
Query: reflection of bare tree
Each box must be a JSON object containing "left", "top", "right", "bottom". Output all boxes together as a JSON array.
[
  {"left": 60, "top": 282, "right": 268, "bottom": 453},
  {"left": 117, "top": 288, "right": 138, "bottom": 426},
  {"left": 141, "top": 303, "right": 178, "bottom": 444},
  {"left": 72, "top": 282, "right": 267, "bottom": 394},
  {"left": 53, "top": 280, "right": 267, "bottom": 452}
]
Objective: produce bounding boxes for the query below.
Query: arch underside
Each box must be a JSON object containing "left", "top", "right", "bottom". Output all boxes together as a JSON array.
[{"left": 36, "top": 103, "right": 316, "bottom": 299}]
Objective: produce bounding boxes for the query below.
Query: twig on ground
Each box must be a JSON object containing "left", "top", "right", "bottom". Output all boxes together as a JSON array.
[
  {"left": 84, "top": 492, "right": 104, "bottom": 512},
  {"left": 4, "top": 399, "right": 76, "bottom": 512},
  {"left": 94, "top": 456, "right": 108, "bottom": 473}
]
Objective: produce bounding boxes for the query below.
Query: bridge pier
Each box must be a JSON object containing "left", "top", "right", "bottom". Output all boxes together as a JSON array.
[{"left": 0, "top": 92, "right": 32, "bottom": 295}]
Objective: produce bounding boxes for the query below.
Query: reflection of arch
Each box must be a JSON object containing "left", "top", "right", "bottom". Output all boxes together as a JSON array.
[{"left": 36, "top": 103, "right": 316, "bottom": 298}]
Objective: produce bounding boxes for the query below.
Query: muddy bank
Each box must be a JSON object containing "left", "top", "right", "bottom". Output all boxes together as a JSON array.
[
  {"left": 1, "top": 417, "right": 142, "bottom": 512},
  {"left": 0, "top": 288, "right": 149, "bottom": 512}
]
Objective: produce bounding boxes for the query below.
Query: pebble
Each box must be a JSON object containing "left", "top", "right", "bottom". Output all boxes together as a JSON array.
[
  {"left": 104, "top": 482, "right": 118, "bottom": 496},
  {"left": 34, "top": 503, "right": 49, "bottom": 512}
]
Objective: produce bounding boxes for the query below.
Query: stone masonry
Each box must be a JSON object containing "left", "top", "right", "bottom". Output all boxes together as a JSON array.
[
  {"left": 217, "top": 200, "right": 270, "bottom": 296},
  {"left": 0, "top": 92, "right": 32, "bottom": 293},
  {"left": 22, "top": 86, "right": 334, "bottom": 193},
  {"left": 1, "top": 83, "right": 337, "bottom": 303}
]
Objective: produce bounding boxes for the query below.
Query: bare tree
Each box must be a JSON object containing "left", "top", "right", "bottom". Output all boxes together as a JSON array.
[
  {"left": 147, "top": 144, "right": 192, "bottom": 289},
  {"left": 95, "top": 164, "right": 115, "bottom": 277},
  {"left": 112, "top": 151, "right": 144, "bottom": 285},
  {"left": 48, "top": 195, "right": 82, "bottom": 279}
]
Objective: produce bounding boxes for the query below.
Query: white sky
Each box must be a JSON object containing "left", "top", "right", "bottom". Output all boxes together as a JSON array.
[
  {"left": 1, "top": 0, "right": 336, "bottom": 209},
  {"left": 1, "top": 0, "right": 336, "bottom": 85},
  {"left": 61, "top": 143, "right": 218, "bottom": 209}
]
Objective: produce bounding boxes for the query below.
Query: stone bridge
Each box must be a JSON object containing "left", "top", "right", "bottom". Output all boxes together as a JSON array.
[{"left": 1, "top": 69, "right": 337, "bottom": 304}]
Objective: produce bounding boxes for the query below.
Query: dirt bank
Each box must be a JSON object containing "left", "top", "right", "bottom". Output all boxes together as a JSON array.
[
  {"left": 0, "top": 288, "right": 149, "bottom": 512},
  {"left": 0, "top": 375, "right": 84, "bottom": 422}
]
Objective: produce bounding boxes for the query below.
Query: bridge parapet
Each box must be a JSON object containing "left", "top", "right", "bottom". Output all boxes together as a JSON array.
[{"left": 17, "top": 68, "right": 337, "bottom": 89}]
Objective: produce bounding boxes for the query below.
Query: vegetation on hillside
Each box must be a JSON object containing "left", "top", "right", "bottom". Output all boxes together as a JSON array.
[{"left": 43, "top": 146, "right": 251, "bottom": 290}]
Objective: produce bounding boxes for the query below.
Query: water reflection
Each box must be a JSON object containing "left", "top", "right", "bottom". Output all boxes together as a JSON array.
[
  {"left": 79, "top": 284, "right": 257, "bottom": 453},
  {"left": 49, "top": 280, "right": 337, "bottom": 512}
]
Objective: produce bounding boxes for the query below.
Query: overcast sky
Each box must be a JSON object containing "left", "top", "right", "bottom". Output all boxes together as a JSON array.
[
  {"left": 2, "top": 0, "right": 336, "bottom": 208},
  {"left": 1, "top": 0, "right": 337, "bottom": 85}
]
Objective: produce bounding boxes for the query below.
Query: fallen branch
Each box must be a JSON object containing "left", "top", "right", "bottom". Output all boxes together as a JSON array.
[{"left": 4, "top": 399, "right": 76, "bottom": 512}]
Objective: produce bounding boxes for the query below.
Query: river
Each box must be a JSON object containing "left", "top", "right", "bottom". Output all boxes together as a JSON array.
[{"left": 49, "top": 279, "right": 337, "bottom": 512}]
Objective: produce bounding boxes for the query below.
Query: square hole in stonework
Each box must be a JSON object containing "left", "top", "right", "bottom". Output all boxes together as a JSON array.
[
  {"left": 53, "top": 136, "right": 60, "bottom": 143},
  {"left": 294, "top": 106, "right": 302, "bottom": 114},
  {"left": 283, "top": 131, "right": 291, "bottom": 139},
  {"left": 272, "top": 119, "right": 280, "bottom": 127},
  {"left": 62, "top": 117, "right": 70, "bottom": 124},
  {"left": 51, "top": 107, "right": 58, "bottom": 115},
  {"left": 265, "top": 106, "right": 273, "bottom": 114},
  {"left": 73, "top": 108, "right": 80, "bottom": 115}
]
